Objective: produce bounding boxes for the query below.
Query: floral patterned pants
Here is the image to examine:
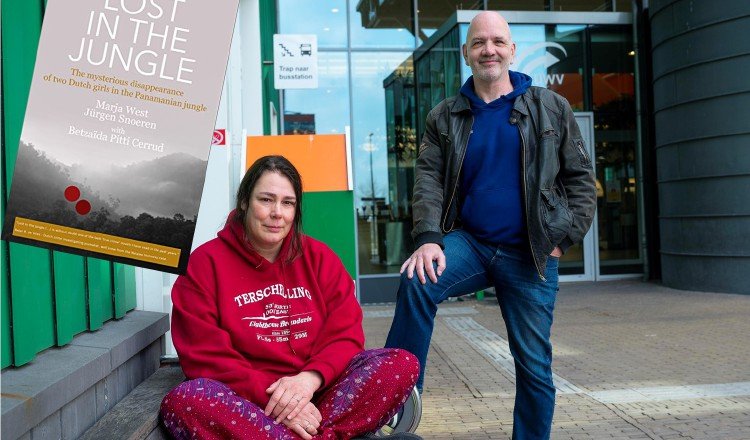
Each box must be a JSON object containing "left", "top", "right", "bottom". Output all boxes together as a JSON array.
[{"left": 161, "top": 348, "right": 419, "bottom": 439}]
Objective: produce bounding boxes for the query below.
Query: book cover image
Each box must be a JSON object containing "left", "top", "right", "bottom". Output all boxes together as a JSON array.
[{"left": 3, "top": 0, "right": 239, "bottom": 274}]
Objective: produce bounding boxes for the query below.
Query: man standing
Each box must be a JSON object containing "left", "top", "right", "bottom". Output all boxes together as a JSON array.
[{"left": 385, "top": 11, "right": 597, "bottom": 439}]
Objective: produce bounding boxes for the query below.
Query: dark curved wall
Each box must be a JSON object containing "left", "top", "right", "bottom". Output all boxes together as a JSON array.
[{"left": 650, "top": 0, "right": 750, "bottom": 294}]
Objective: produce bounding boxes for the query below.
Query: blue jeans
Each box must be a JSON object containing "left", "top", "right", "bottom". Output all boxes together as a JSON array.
[{"left": 385, "top": 230, "right": 559, "bottom": 440}]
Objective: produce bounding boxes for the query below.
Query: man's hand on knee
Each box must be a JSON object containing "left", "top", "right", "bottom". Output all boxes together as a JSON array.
[{"left": 401, "top": 243, "right": 446, "bottom": 285}]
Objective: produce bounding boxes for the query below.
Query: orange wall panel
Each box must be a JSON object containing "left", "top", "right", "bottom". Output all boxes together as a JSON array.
[{"left": 246, "top": 134, "right": 349, "bottom": 193}]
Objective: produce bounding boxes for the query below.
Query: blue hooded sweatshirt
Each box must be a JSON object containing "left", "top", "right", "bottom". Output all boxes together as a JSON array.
[{"left": 458, "top": 71, "right": 532, "bottom": 248}]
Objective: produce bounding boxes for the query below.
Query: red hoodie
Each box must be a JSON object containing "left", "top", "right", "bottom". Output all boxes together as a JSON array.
[{"left": 171, "top": 211, "right": 365, "bottom": 407}]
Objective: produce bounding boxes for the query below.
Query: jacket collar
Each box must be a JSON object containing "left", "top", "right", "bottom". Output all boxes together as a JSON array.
[
  {"left": 450, "top": 92, "right": 472, "bottom": 114},
  {"left": 513, "top": 92, "right": 530, "bottom": 116},
  {"left": 450, "top": 85, "right": 531, "bottom": 116}
]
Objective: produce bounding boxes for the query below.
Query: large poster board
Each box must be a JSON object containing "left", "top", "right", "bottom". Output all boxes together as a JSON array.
[{"left": 2, "top": 0, "right": 239, "bottom": 274}]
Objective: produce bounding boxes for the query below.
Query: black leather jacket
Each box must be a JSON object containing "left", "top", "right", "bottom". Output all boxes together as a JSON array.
[{"left": 412, "top": 86, "right": 597, "bottom": 280}]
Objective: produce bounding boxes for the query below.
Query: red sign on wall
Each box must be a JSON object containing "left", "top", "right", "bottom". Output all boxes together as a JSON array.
[{"left": 212, "top": 129, "right": 226, "bottom": 146}]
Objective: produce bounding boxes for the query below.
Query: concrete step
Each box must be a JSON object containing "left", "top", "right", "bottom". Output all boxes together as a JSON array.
[
  {"left": 80, "top": 365, "right": 184, "bottom": 440},
  {"left": 1, "top": 311, "right": 169, "bottom": 440}
]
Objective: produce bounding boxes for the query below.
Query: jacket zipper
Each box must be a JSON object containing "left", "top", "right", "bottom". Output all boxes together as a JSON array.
[
  {"left": 517, "top": 121, "right": 546, "bottom": 282},
  {"left": 442, "top": 117, "right": 473, "bottom": 233},
  {"left": 576, "top": 140, "right": 590, "bottom": 165}
]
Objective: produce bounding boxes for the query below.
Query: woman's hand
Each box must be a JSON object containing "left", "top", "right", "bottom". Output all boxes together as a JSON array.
[
  {"left": 265, "top": 371, "right": 323, "bottom": 423},
  {"left": 280, "top": 401, "right": 323, "bottom": 440}
]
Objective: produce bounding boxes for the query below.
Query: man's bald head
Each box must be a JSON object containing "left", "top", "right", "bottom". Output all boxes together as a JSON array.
[
  {"left": 462, "top": 11, "right": 516, "bottom": 86},
  {"left": 465, "top": 11, "right": 513, "bottom": 45}
]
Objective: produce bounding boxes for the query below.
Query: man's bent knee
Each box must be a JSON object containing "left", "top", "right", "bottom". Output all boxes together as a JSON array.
[{"left": 397, "top": 271, "right": 441, "bottom": 305}]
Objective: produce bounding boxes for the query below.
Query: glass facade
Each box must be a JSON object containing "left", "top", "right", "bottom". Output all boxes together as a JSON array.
[
  {"left": 278, "top": 0, "right": 415, "bottom": 277},
  {"left": 416, "top": 1, "right": 482, "bottom": 43},
  {"left": 351, "top": 0, "right": 415, "bottom": 48},
  {"left": 278, "top": 1, "right": 347, "bottom": 49},
  {"left": 283, "top": 52, "right": 350, "bottom": 136},
  {"left": 485, "top": 0, "right": 631, "bottom": 12},
  {"left": 416, "top": 28, "right": 461, "bottom": 141},
  {"left": 406, "top": 21, "right": 639, "bottom": 278},
  {"left": 549, "top": 0, "right": 614, "bottom": 11},
  {"left": 277, "top": 1, "right": 641, "bottom": 288},
  {"left": 487, "top": 0, "right": 546, "bottom": 11},
  {"left": 589, "top": 26, "right": 639, "bottom": 274}
]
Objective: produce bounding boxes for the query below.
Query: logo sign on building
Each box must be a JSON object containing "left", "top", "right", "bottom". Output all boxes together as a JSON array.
[
  {"left": 514, "top": 42, "right": 568, "bottom": 87},
  {"left": 273, "top": 34, "right": 318, "bottom": 89}
]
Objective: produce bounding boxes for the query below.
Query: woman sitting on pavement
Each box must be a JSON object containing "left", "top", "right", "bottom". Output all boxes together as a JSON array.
[{"left": 160, "top": 155, "right": 421, "bottom": 440}]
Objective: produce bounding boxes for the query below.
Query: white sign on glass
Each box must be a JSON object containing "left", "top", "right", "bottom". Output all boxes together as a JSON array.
[{"left": 273, "top": 34, "right": 318, "bottom": 89}]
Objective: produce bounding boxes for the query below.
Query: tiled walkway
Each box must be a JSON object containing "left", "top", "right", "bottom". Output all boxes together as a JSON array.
[{"left": 362, "top": 280, "right": 750, "bottom": 439}]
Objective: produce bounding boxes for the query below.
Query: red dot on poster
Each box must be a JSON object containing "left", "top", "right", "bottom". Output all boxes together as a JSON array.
[
  {"left": 64, "top": 185, "right": 81, "bottom": 202},
  {"left": 75, "top": 200, "right": 91, "bottom": 215}
]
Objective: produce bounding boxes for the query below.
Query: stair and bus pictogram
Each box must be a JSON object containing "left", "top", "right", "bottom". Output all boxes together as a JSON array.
[
  {"left": 278, "top": 42, "right": 313, "bottom": 57},
  {"left": 278, "top": 43, "right": 294, "bottom": 57}
]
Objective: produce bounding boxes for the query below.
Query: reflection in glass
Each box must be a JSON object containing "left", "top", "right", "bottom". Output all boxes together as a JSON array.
[
  {"left": 384, "top": 58, "right": 417, "bottom": 269},
  {"left": 487, "top": 0, "right": 621, "bottom": 10},
  {"left": 487, "top": 0, "right": 546, "bottom": 10},
  {"left": 417, "top": 0, "right": 482, "bottom": 43},
  {"left": 416, "top": 51, "right": 431, "bottom": 142},
  {"left": 351, "top": 0, "right": 415, "bottom": 48},
  {"left": 614, "top": 1, "right": 632, "bottom": 12},
  {"left": 283, "top": 52, "right": 349, "bottom": 135},
  {"left": 590, "top": 26, "right": 639, "bottom": 274},
  {"left": 351, "top": 52, "right": 412, "bottom": 275},
  {"left": 550, "top": 0, "right": 613, "bottom": 11},
  {"left": 417, "top": 28, "right": 461, "bottom": 140},
  {"left": 543, "top": 25, "right": 585, "bottom": 110},
  {"left": 429, "top": 40, "right": 446, "bottom": 107},
  {"left": 362, "top": 26, "right": 463, "bottom": 275},
  {"left": 278, "top": 5, "right": 643, "bottom": 282},
  {"left": 507, "top": 24, "right": 585, "bottom": 111},
  {"left": 278, "top": 0, "right": 347, "bottom": 48}
]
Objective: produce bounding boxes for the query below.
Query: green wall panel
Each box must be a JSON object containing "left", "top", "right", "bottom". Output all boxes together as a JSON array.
[
  {"left": 113, "top": 263, "right": 137, "bottom": 317},
  {"left": 302, "top": 191, "right": 356, "bottom": 279},
  {"left": 53, "top": 252, "right": 87, "bottom": 345},
  {"left": 260, "top": 0, "right": 279, "bottom": 135},
  {"left": 1, "top": 242, "right": 11, "bottom": 368},
  {"left": 1, "top": 101, "right": 10, "bottom": 367},
  {"left": 8, "top": 243, "right": 55, "bottom": 365},
  {"left": 87, "top": 258, "right": 114, "bottom": 330},
  {"left": 1, "top": 128, "right": 8, "bottom": 367}
]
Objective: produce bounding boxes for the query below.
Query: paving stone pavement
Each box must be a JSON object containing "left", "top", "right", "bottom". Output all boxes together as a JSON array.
[{"left": 362, "top": 280, "right": 750, "bottom": 440}]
